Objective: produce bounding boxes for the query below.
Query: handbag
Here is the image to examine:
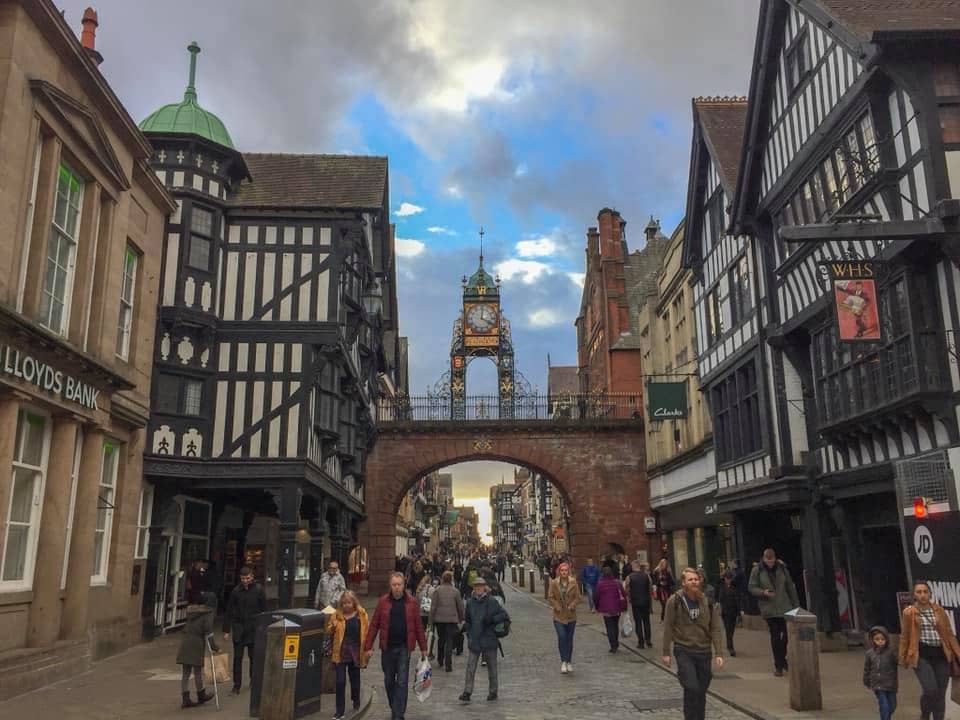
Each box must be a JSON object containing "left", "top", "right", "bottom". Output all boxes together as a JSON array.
[
  {"left": 950, "top": 657, "right": 960, "bottom": 679},
  {"left": 203, "top": 651, "right": 231, "bottom": 685}
]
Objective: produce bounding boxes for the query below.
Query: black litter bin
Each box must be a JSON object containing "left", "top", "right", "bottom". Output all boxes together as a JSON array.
[{"left": 249, "top": 608, "right": 329, "bottom": 718}]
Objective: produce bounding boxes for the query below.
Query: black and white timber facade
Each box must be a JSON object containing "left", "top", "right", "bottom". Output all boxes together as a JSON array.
[
  {"left": 137, "top": 48, "right": 401, "bottom": 631},
  {"left": 730, "top": 0, "right": 960, "bottom": 633}
]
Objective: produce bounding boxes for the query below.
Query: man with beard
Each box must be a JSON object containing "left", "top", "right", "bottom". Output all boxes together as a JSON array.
[{"left": 662, "top": 568, "right": 724, "bottom": 720}]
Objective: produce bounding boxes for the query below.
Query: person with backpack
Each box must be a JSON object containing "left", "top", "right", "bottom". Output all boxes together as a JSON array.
[
  {"left": 661, "top": 568, "right": 724, "bottom": 720},
  {"left": 547, "top": 561, "right": 581, "bottom": 674},
  {"left": 748, "top": 548, "right": 799, "bottom": 676},
  {"left": 458, "top": 576, "right": 509, "bottom": 704},
  {"left": 595, "top": 563, "right": 628, "bottom": 653},
  {"left": 624, "top": 560, "right": 654, "bottom": 649},
  {"left": 429, "top": 571, "right": 465, "bottom": 673}
]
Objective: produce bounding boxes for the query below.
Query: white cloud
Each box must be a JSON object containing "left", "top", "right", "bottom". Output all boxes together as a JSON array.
[
  {"left": 494, "top": 258, "right": 550, "bottom": 284},
  {"left": 446, "top": 185, "right": 463, "bottom": 199},
  {"left": 567, "top": 272, "right": 586, "bottom": 289},
  {"left": 395, "top": 238, "right": 427, "bottom": 257},
  {"left": 515, "top": 237, "right": 559, "bottom": 258},
  {"left": 528, "top": 308, "right": 563, "bottom": 327},
  {"left": 427, "top": 226, "right": 457, "bottom": 235},
  {"left": 515, "top": 163, "right": 528, "bottom": 177},
  {"left": 394, "top": 202, "right": 426, "bottom": 217}
]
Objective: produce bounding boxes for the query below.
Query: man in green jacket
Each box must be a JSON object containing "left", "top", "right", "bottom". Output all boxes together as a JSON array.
[
  {"left": 661, "top": 568, "right": 724, "bottom": 720},
  {"left": 747, "top": 548, "right": 800, "bottom": 676}
]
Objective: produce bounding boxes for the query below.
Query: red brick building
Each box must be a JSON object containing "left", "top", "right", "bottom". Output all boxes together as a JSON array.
[{"left": 575, "top": 209, "right": 669, "bottom": 402}]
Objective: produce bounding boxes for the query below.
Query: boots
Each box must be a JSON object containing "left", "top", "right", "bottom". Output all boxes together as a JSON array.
[
  {"left": 196, "top": 689, "right": 213, "bottom": 704},
  {"left": 181, "top": 692, "right": 197, "bottom": 708}
]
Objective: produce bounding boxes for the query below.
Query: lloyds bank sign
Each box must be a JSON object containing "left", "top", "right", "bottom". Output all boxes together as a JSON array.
[{"left": 0, "top": 344, "right": 100, "bottom": 410}]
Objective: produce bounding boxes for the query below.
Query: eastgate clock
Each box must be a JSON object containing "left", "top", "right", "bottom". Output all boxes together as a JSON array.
[{"left": 466, "top": 304, "right": 498, "bottom": 334}]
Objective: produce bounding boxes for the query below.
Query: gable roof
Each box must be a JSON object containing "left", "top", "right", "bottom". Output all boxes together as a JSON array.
[
  {"left": 681, "top": 97, "right": 748, "bottom": 271},
  {"left": 614, "top": 233, "right": 671, "bottom": 350},
  {"left": 547, "top": 366, "right": 579, "bottom": 395},
  {"left": 231, "top": 153, "right": 388, "bottom": 209},
  {"left": 819, "top": 0, "right": 960, "bottom": 41},
  {"left": 695, "top": 98, "right": 748, "bottom": 196}
]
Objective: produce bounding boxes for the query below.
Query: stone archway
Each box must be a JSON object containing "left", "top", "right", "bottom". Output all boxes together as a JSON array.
[{"left": 359, "top": 422, "right": 650, "bottom": 594}]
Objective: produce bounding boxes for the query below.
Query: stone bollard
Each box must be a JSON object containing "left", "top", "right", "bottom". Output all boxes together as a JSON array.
[
  {"left": 519, "top": 568, "right": 525, "bottom": 587},
  {"left": 528, "top": 570, "right": 536, "bottom": 594},
  {"left": 785, "top": 608, "right": 822, "bottom": 711},
  {"left": 511, "top": 566, "right": 517, "bottom": 584},
  {"left": 543, "top": 572, "right": 550, "bottom": 599},
  {"left": 260, "top": 618, "right": 299, "bottom": 720}
]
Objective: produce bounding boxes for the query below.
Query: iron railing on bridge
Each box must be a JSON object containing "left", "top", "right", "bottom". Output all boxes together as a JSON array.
[{"left": 376, "top": 393, "right": 643, "bottom": 422}]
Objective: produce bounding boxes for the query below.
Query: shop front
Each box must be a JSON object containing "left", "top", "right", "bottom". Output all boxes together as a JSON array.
[{"left": 657, "top": 495, "right": 733, "bottom": 586}]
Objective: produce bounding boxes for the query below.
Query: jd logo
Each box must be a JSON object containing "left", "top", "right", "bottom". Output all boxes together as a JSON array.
[{"left": 913, "top": 525, "right": 934, "bottom": 565}]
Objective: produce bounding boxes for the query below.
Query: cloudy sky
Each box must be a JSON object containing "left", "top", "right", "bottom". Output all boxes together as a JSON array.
[{"left": 60, "top": 0, "right": 759, "bottom": 523}]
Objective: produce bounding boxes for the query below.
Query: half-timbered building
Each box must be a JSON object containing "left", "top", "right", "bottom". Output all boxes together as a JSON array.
[
  {"left": 138, "top": 44, "right": 400, "bottom": 630},
  {"left": 732, "top": 0, "right": 960, "bottom": 633},
  {"left": 681, "top": 97, "right": 778, "bottom": 596}
]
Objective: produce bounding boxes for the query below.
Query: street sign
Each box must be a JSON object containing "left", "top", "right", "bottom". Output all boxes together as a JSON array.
[
  {"left": 646, "top": 382, "right": 687, "bottom": 421},
  {"left": 820, "top": 260, "right": 882, "bottom": 342}
]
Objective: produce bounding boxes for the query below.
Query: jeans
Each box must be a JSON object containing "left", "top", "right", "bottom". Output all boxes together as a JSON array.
[
  {"left": 180, "top": 665, "right": 202, "bottom": 693},
  {"left": 723, "top": 614, "right": 737, "bottom": 652},
  {"left": 381, "top": 646, "right": 411, "bottom": 720},
  {"left": 675, "top": 646, "right": 713, "bottom": 720},
  {"left": 874, "top": 690, "right": 897, "bottom": 720},
  {"left": 232, "top": 641, "right": 254, "bottom": 689},
  {"left": 766, "top": 617, "right": 788, "bottom": 671},
  {"left": 585, "top": 584, "right": 596, "bottom": 611},
  {"left": 603, "top": 615, "right": 620, "bottom": 650},
  {"left": 335, "top": 661, "right": 360, "bottom": 717},
  {"left": 463, "top": 648, "right": 498, "bottom": 694},
  {"left": 435, "top": 622, "right": 458, "bottom": 670},
  {"left": 631, "top": 605, "right": 652, "bottom": 646},
  {"left": 554, "top": 620, "right": 576, "bottom": 662},
  {"left": 915, "top": 653, "right": 950, "bottom": 720}
]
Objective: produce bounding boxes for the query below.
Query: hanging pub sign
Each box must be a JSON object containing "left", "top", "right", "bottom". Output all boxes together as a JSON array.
[
  {"left": 646, "top": 381, "right": 687, "bottom": 422},
  {"left": 821, "top": 259, "right": 882, "bottom": 343}
]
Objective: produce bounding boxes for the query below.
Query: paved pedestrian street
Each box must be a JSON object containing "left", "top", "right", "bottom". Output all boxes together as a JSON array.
[{"left": 369, "top": 583, "right": 752, "bottom": 720}]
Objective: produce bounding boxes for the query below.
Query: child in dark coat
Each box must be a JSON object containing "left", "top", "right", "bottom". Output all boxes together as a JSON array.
[
  {"left": 862, "top": 625, "right": 897, "bottom": 720},
  {"left": 176, "top": 592, "right": 218, "bottom": 708}
]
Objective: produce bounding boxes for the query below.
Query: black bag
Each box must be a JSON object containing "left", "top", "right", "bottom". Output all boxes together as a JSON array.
[{"left": 454, "top": 626, "right": 464, "bottom": 654}]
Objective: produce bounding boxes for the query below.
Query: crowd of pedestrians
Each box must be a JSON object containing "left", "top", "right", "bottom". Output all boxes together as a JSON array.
[{"left": 170, "top": 546, "right": 960, "bottom": 720}]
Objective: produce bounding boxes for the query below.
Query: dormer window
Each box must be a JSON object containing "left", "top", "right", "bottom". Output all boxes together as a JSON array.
[{"left": 785, "top": 29, "right": 810, "bottom": 97}]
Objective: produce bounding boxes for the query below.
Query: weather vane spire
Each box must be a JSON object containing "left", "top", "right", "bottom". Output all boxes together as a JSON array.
[
  {"left": 479, "top": 226, "right": 485, "bottom": 267},
  {"left": 184, "top": 41, "right": 201, "bottom": 102}
]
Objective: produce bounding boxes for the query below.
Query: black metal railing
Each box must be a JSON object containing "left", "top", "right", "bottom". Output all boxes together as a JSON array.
[{"left": 376, "top": 393, "right": 643, "bottom": 422}]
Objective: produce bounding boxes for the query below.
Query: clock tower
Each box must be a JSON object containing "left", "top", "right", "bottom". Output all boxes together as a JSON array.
[{"left": 449, "top": 231, "right": 516, "bottom": 418}]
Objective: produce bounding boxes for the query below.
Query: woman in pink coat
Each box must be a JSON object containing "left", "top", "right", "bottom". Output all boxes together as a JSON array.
[{"left": 594, "top": 564, "right": 628, "bottom": 652}]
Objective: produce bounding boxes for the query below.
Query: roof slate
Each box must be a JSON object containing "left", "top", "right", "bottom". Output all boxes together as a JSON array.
[
  {"left": 232, "top": 153, "right": 388, "bottom": 208},
  {"left": 614, "top": 234, "right": 671, "bottom": 350},
  {"left": 819, "top": 0, "right": 960, "bottom": 40},
  {"left": 547, "top": 366, "right": 579, "bottom": 395},
  {"left": 694, "top": 99, "right": 748, "bottom": 195}
]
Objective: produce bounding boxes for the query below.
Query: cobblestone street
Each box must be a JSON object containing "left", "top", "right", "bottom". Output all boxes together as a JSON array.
[{"left": 370, "top": 583, "right": 752, "bottom": 720}]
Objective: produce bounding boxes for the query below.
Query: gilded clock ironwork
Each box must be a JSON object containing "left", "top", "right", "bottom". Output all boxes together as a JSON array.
[{"left": 466, "top": 304, "right": 498, "bottom": 333}]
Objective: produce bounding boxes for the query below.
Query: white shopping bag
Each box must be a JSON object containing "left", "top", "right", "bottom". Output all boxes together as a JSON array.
[
  {"left": 620, "top": 614, "right": 634, "bottom": 638},
  {"left": 414, "top": 656, "right": 433, "bottom": 702}
]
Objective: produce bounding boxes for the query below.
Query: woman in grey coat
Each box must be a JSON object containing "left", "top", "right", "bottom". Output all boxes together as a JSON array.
[
  {"left": 428, "top": 570, "right": 465, "bottom": 672},
  {"left": 176, "top": 592, "right": 218, "bottom": 707}
]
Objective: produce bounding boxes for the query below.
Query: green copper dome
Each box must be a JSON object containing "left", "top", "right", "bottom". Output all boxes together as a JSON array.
[{"left": 139, "top": 42, "right": 235, "bottom": 150}]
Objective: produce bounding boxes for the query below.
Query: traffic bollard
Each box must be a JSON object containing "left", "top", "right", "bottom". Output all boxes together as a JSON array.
[
  {"left": 519, "top": 568, "right": 525, "bottom": 587},
  {"left": 511, "top": 566, "right": 517, "bottom": 584},
  {"left": 785, "top": 608, "right": 822, "bottom": 711},
  {"left": 528, "top": 570, "right": 536, "bottom": 594}
]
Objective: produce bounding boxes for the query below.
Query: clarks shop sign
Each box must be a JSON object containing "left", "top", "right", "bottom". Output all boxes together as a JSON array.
[
  {"left": 646, "top": 381, "right": 688, "bottom": 422},
  {"left": 1, "top": 345, "right": 100, "bottom": 410}
]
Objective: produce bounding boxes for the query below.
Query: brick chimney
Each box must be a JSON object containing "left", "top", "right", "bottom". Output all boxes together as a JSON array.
[{"left": 80, "top": 7, "right": 103, "bottom": 67}]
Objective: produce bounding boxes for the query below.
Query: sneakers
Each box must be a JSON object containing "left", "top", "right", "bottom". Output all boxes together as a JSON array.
[
  {"left": 560, "top": 662, "right": 569, "bottom": 674},
  {"left": 459, "top": 692, "right": 471, "bottom": 703},
  {"left": 332, "top": 715, "right": 344, "bottom": 720},
  {"left": 566, "top": 662, "right": 573, "bottom": 673}
]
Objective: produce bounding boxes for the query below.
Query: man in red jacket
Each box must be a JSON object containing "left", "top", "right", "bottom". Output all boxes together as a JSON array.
[{"left": 363, "top": 572, "right": 428, "bottom": 720}]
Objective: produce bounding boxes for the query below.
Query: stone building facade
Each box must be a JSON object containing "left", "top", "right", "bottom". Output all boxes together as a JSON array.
[{"left": 0, "top": 1, "right": 174, "bottom": 698}]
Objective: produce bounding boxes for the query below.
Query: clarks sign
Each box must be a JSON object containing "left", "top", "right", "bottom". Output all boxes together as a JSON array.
[
  {"left": 0, "top": 345, "right": 100, "bottom": 410},
  {"left": 646, "top": 381, "right": 688, "bottom": 422}
]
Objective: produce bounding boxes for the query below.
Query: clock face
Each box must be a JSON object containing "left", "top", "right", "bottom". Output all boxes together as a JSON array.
[{"left": 466, "top": 304, "right": 498, "bottom": 333}]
